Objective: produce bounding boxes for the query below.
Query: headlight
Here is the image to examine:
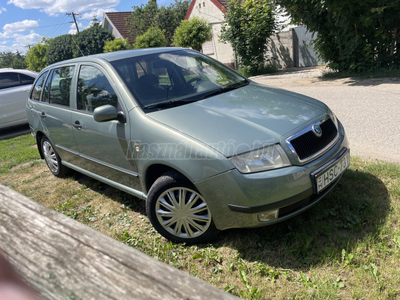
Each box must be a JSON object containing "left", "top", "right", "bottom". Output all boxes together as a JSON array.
[
  {"left": 328, "top": 109, "right": 338, "bottom": 128},
  {"left": 229, "top": 144, "right": 291, "bottom": 173}
]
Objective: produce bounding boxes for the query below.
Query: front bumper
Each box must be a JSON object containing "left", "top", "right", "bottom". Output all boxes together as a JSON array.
[{"left": 195, "top": 127, "right": 349, "bottom": 231}]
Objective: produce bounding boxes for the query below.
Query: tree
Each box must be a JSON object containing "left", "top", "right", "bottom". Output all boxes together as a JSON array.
[
  {"left": 156, "top": 0, "right": 190, "bottom": 45},
  {"left": 46, "top": 34, "right": 73, "bottom": 65},
  {"left": 134, "top": 27, "right": 168, "bottom": 49},
  {"left": 126, "top": 0, "right": 189, "bottom": 46},
  {"left": 276, "top": 0, "right": 400, "bottom": 72},
  {"left": 220, "top": 0, "right": 276, "bottom": 74},
  {"left": 25, "top": 37, "right": 51, "bottom": 71},
  {"left": 0, "top": 51, "right": 27, "bottom": 69},
  {"left": 103, "top": 39, "right": 132, "bottom": 53},
  {"left": 26, "top": 43, "right": 47, "bottom": 71},
  {"left": 72, "top": 23, "right": 114, "bottom": 57},
  {"left": 173, "top": 17, "right": 212, "bottom": 51},
  {"left": 126, "top": 0, "right": 158, "bottom": 41}
]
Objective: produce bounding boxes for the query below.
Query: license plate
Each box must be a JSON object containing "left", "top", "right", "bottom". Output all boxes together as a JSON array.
[{"left": 315, "top": 151, "right": 350, "bottom": 193}]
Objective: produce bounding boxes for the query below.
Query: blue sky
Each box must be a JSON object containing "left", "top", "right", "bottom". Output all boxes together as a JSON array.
[{"left": 0, "top": 0, "right": 176, "bottom": 54}]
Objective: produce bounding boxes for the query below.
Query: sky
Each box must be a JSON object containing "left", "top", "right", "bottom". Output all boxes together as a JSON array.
[{"left": 0, "top": 0, "right": 176, "bottom": 54}]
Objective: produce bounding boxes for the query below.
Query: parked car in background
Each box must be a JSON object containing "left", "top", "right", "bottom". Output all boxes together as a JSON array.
[
  {"left": 0, "top": 69, "right": 38, "bottom": 129},
  {"left": 27, "top": 48, "right": 349, "bottom": 244}
]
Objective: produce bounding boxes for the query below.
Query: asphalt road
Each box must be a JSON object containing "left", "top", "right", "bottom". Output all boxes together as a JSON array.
[{"left": 252, "top": 68, "right": 400, "bottom": 164}]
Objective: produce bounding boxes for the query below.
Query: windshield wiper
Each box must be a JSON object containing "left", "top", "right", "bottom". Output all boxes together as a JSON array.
[
  {"left": 143, "top": 80, "right": 249, "bottom": 109},
  {"left": 143, "top": 99, "right": 199, "bottom": 109},
  {"left": 199, "top": 80, "right": 249, "bottom": 100}
]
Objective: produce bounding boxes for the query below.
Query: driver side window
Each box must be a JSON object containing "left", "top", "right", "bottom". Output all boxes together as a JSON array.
[{"left": 77, "top": 66, "right": 118, "bottom": 113}]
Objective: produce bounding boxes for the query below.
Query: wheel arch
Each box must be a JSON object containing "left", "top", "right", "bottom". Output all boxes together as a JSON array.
[
  {"left": 35, "top": 131, "right": 46, "bottom": 159},
  {"left": 144, "top": 164, "right": 190, "bottom": 194}
]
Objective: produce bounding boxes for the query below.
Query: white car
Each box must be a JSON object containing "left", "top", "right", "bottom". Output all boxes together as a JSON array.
[{"left": 0, "top": 69, "right": 38, "bottom": 129}]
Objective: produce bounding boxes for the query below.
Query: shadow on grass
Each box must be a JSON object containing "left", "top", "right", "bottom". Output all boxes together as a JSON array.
[
  {"left": 71, "top": 171, "right": 147, "bottom": 216},
  {"left": 64, "top": 165, "right": 389, "bottom": 273},
  {"left": 215, "top": 168, "right": 390, "bottom": 271}
]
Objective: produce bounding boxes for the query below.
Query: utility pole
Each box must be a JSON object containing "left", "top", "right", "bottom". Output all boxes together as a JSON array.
[{"left": 66, "top": 12, "right": 80, "bottom": 34}]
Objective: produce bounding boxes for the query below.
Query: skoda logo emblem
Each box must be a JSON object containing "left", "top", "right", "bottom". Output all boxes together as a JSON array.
[{"left": 312, "top": 125, "right": 322, "bottom": 137}]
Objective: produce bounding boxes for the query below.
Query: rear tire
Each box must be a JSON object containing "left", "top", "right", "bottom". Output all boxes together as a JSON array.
[
  {"left": 41, "top": 137, "right": 69, "bottom": 177},
  {"left": 146, "top": 170, "right": 218, "bottom": 244}
]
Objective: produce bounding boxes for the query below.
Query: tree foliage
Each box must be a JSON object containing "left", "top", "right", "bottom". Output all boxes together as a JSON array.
[
  {"left": 220, "top": 0, "right": 276, "bottom": 74},
  {"left": 126, "top": 0, "right": 189, "bottom": 46},
  {"left": 72, "top": 23, "right": 114, "bottom": 57},
  {"left": 46, "top": 34, "right": 73, "bottom": 65},
  {"left": 0, "top": 51, "right": 27, "bottom": 69},
  {"left": 103, "top": 39, "right": 132, "bottom": 53},
  {"left": 156, "top": 0, "right": 189, "bottom": 45},
  {"left": 173, "top": 17, "right": 212, "bottom": 51},
  {"left": 277, "top": 0, "right": 400, "bottom": 72},
  {"left": 134, "top": 27, "right": 168, "bottom": 49},
  {"left": 25, "top": 37, "right": 51, "bottom": 71}
]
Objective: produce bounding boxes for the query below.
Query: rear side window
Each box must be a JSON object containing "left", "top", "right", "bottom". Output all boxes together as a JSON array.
[
  {"left": 31, "top": 71, "right": 48, "bottom": 101},
  {"left": 20, "top": 74, "right": 35, "bottom": 85},
  {"left": 48, "top": 66, "right": 74, "bottom": 106},
  {"left": 0, "top": 72, "right": 20, "bottom": 90},
  {"left": 77, "top": 65, "right": 118, "bottom": 113}
]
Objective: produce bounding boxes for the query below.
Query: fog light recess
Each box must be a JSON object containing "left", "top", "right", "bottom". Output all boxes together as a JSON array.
[{"left": 258, "top": 209, "right": 279, "bottom": 222}]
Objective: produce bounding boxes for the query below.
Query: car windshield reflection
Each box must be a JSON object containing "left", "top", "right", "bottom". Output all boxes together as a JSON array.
[{"left": 110, "top": 49, "right": 248, "bottom": 110}]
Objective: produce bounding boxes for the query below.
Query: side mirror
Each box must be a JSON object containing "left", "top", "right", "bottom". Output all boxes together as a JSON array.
[{"left": 93, "top": 105, "right": 120, "bottom": 122}]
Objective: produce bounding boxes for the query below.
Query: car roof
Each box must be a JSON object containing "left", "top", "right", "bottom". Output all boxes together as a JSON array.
[
  {"left": 0, "top": 68, "right": 38, "bottom": 77},
  {"left": 45, "top": 47, "right": 188, "bottom": 69}
]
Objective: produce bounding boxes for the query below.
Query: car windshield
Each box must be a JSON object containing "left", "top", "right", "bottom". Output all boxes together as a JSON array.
[{"left": 110, "top": 49, "right": 248, "bottom": 110}]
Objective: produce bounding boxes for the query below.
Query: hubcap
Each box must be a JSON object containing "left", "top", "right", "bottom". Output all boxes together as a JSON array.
[
  {"left": 43, "top": 141, "right": 58, "bottom": 173},
  {"left": 155, "top": 187, "right": 211, "bottom": 239}
]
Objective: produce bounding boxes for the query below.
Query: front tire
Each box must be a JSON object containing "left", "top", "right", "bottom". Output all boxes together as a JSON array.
[
  {"left": 41, "top": 137, "right": 69, "bottom": 177},
  {"left": 146, "top": 171, "right": 218, "bottom": 244}
]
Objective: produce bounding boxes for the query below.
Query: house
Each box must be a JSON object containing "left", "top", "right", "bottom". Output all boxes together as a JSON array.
[
  {"left": 101, "top": 2, "right": 321, "bottom": 69},
  {"left": 102, "top": 12, "right": 135, "bottom": 43},
  {"left": 184, "top": 0, "right": 236, "bottom": 68}
]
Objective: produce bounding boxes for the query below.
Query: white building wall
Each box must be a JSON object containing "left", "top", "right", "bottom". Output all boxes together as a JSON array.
[{"left": 188, "top": 0, "right": 235, "bottom": 67}]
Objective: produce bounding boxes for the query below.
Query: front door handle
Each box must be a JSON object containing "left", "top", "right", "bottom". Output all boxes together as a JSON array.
[{"left": 73, "top": 121, "right": 82, "bottom": 130}]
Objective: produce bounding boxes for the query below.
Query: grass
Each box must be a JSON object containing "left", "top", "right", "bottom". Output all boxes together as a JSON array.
[
  {"left": 1, "top": 134, "right": 400, "bottom": 299},
  {"left": 321, "top": 68, "right": 400, "bottom": 80}
]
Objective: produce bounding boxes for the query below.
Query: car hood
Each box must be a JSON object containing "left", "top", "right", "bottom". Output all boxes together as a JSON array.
[{"left": 148, "top": 82, "right": 327, "bottom": 157}]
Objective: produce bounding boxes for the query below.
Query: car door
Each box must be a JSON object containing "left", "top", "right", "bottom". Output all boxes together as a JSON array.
[
  {"left": 36, "top": 66, "right": 79, "bottom": 164},
  {"left": 70, "top": 64, "right": 141, "bottom": 190},
  {"left": 0, "top": 72, "right": 33, "bottom": 128}
]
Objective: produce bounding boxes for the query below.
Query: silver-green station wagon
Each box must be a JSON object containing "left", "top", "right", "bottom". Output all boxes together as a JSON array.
[{"left": 27, "top": 48, "right": 349, "bottom": 244}]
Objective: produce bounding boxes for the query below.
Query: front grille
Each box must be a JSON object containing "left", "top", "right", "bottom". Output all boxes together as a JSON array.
[{"left": 289, "top": 118, "right": 337, "bottom": 161}]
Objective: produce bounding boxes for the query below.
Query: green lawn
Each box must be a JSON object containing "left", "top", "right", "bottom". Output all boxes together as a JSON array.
[{"left": 1, "top": 134, "right": 400, "bottom": 299}]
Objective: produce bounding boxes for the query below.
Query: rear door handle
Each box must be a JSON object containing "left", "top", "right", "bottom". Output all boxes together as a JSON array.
[{"left": 73, "top": 121, "right": 82, "bottom": 130}]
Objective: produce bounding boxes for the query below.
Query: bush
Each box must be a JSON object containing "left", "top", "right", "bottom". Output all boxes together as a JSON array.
[
  {"left": 46, "top": 34, "right": 73, "bottom": 65},
  {"left": 173, "top": 17, "right": 211, "bottom": 51},
  {"left": 237, "top": 65, "right": 277, "bottom": 77},
  {"left": 134, "top": 27, "right": 167, "bottom": 49},
  {"left": 103, "top": 39, "right": 131, "bottom": 53}
]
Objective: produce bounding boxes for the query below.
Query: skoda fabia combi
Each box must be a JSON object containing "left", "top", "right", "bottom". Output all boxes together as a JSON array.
[{"left": 27, "top": 48, "right": 349, "bottom": 244}]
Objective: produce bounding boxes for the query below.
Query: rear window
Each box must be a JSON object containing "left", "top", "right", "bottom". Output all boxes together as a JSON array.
[
  {"left": 20, "top": 73, "right": 35, "bottom": 85},
  {"left": 31, "top": 71, "right": 48, "bottom": 101}
]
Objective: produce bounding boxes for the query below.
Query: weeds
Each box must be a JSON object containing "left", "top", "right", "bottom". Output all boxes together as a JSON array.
[{"left": 1, "top": 135, "right": 400, "bottom": 299}]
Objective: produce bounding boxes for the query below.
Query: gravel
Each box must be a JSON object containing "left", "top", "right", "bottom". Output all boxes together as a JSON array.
[{"left": 251, "top": 68, "right": 400, "bottom": 165}]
